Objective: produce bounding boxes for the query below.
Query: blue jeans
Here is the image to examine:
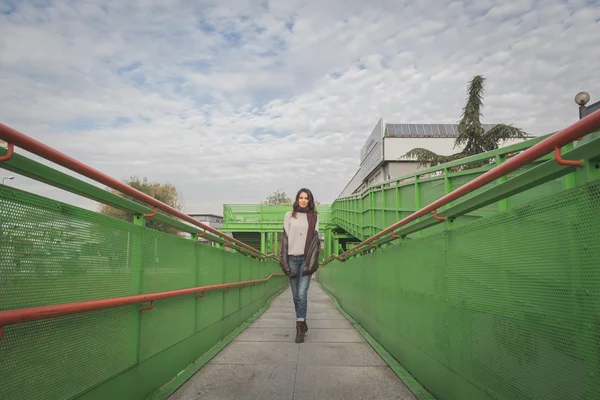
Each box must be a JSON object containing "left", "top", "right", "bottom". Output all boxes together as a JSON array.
[{"left": 288, "top": 255, "right": 311, "bottom": 320}]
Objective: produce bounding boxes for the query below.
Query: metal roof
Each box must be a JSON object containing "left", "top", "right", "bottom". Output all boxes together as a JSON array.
[
  {"left": 587, "top": 100, "right": 600, "bottom": 114},
  {"left": 385, "top": 123, "right": 495, "bottom": 138}
]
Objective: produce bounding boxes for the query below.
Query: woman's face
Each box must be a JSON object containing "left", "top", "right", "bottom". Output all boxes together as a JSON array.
[{"left": 298, "top": 192, "right": 309, "bottom": 208}]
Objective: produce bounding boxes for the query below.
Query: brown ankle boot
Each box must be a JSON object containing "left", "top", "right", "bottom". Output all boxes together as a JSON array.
[
  {"left": 302, "top": 321, "right": 308, "bottom": 333},
  {"left": 295, "top": 321, "right": 306, "bottom": 343}
]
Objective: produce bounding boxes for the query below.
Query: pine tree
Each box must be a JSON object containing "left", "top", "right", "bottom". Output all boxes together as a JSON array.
[{"left": 403, "top": 75, "right": 528, "bottom": 168}]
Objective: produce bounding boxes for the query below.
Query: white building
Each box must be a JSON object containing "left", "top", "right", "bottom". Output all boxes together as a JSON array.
[
  {"left": 339, "top": 118, "right": 531, "bottom": 197},
  {"left": 188, "top": 213, "right": 224, "bottom": 229},
  {"left": 182, "top": 213, "right": 224, "bottom": 242}
]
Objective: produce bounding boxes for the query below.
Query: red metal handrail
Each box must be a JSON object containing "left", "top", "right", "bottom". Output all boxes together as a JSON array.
[
  {"left": 0, "top": 123, "right": 264, "bottom": 258},
  {"left": 0, "top": 273, "right": 286, "bottom": 340},
  {"left": 326, "top": 109, "right": 600, "bottom": 264}
]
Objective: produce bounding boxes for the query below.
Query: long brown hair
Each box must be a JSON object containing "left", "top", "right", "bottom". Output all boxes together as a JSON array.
[{"left": 292, "top": 188, "right": 317, "bottom": 218}]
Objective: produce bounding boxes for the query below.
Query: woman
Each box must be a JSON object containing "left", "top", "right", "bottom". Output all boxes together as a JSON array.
[{"left": 279, "top": 188, "right": 321, "bottom": 343}]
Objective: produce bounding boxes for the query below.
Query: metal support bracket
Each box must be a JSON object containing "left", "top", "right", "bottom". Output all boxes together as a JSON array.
[
  {"left": 0, "top": 143, "right": 14, "bottom": 162},
  {"left": 433, "top": 209, "right": 447, "bottom": 221},
  {"left": 140, "top": 301, "right": 154, "bottom": 311},
  {"left": 144, "top": 208, "right": 158, "bottom": 218},
  {"left": 195, "top": 291, "right": 205, "bottom": 299},
  {"left": 554, "top": 146, "right": 583, "bottom": 167}
]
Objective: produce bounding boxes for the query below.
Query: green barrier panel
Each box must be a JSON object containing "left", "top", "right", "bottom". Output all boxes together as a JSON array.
[
  {"left": 319, "top": 180, "right": 600, "bottom": 400},
  {"left": 223, "top": 203, "right": 332, "bottom": 232},
  {"left": 0, "top": 184, "right": 287, "bottom": 400},
  {"left": 330, "top": 134, "right": 561, "bottom": 243}
]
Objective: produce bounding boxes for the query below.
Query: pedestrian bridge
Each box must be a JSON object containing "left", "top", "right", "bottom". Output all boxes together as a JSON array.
[{"left": 1, "top": 111, "right": 600, "bottom": 400}]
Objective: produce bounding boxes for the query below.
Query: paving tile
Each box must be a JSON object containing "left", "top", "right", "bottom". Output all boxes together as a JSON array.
[
  {"left": 304, "top": 328, "right": 363, "bottom": 343},
  {"left": 294, "top": 366, "right": 417, "bottom": 400},
  {"left": 259, "top": 311, "right": 346, "bottom": 320},
  {"left": 267, "top": 305, "right": 338, "bottom": 313},
  {"left": 251, "top": 313, "right": 354, "bottom": 329},
  {"left": 305, "top": 319, "right": 353, "bottom": 329},
  {"left": 258, "top": 312, "right": 297, "bottom": 320},
  {"left": 236, "top": 327, "right": 363, "bottom": 343},
  {"left": 210, "top": 341, "right": 298, "bottom": 365},
  {"left": 270, "top": 299, "right": 294, "bottom": 306},
  {"left": 169, "top": 364, "right": 296, "bottom": 400},
  {"left": 251, "top": 318, "right": 297, "bottom": 328},
  {"left": 306, "top": 312, "right": 347, "bottom": 320},
  {"left": 252, "top": 314, "right": 350, "bottom": 328},
  {"left": 298, "top": 343, "right": 387, "bottom": 366},
  {"left": 235, "top": 327, "right": 296, "bottom": 342}
]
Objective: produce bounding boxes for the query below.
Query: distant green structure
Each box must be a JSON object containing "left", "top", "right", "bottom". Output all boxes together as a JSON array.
[{"left": 222, "top": 204, "right": 335, "bottom": 259}]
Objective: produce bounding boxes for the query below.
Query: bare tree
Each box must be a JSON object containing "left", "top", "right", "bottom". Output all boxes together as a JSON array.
[
  {"left": 263, "top": 189, "right": 292, "bottom": 205},
  {"left": 98, "top": 176, "right": 184, "bottom": 235}
]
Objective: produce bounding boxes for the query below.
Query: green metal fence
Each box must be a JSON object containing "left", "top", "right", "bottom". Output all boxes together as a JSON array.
[
  {"left": 223, "top": 203, "right": 333, "bottom": 256},
  {"left": 331, "top": 133, "right": 562, "bottom": 242},
  {"left": 0, "top": 144, "right": 287, "bottom": 399},
  {"left": 223, "top": 203, "right": 332, "bottom": 232},
  {"left": 319, "top": 179, "right": 600, "bottom": 400},
  {"left": 318, "top": 126, "right": 600, "bottom": 400}
]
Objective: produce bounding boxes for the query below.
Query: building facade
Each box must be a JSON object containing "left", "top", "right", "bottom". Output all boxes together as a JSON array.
[
  {"left": 188, "top": 213, "right": 224, "bottom": 228},
  {"left": 339, "top": 118, "right": 531, "bottom": 197},
  {"left": 185, "top": 213, "right": 224, "bottom": 242}
]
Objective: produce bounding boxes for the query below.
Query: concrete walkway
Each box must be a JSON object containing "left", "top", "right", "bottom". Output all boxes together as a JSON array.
[{"left": 168, "top": 282, "right": 418, "bottom": 400}]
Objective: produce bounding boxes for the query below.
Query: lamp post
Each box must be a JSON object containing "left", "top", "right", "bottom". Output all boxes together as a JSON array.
[
  {"left": 1, "top": 176, "right": 14, "bottom": 185},
  {"left": 575, "top": 91, "right": 600, "bottom": 120},
  {"left": 575, "top": 92, "right": 591, "bottom": 119}
]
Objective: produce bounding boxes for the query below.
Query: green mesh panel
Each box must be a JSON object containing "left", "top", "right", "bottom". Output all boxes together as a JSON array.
[
  {"left": 194, "top": 245, "right": 224, "bottom": 333},
  {"left": 451, "top": 171, "right": 498, "bottom": 210},
  {"left": 506, "top": 163, "right": 566, "bottom": 209},
  {"left": 399, "top": 184, "right": 416, "bottom": 210},
  {"left": 0, "top": 186, "right": 141, "bottom": 400},
  {"left": 240, "top": 255, "right": 253, "bottom": 310},
  {"left": 139, "top": 230, "right": 197, "bottom": 362},
  {"left": 0, "top": 185, "right": 286, "bottom": 400},
  {"left": 420, "top": 179, "right": 446, "bottom": 208},
  {"left": 374, "top": 208, "right": 385, "bottom": 231},
  {"left": 375, "top": 189, "right": 383, "bottom": 208},
  {"left": 0, "top": 186, "right": 141, "bottom": 308},
  {"left": 383, "top": 209, "right": 396, "bottom": 229},
  {"left": 320, "top": 180, "right": 600, "bottom": 400},
  {"left": 223, "top": 255, "right": 241, "bottom": 317},
  {"left": 384, "top": 187, "right": 396, "bottom": 211},
  {"left": 334, "top": 163, "right": 571, "bottom": 243}
]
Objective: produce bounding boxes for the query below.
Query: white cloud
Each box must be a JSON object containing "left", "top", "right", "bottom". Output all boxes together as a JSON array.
[{"left": 1, "top": 0, "right": 599, "bottom": 215}]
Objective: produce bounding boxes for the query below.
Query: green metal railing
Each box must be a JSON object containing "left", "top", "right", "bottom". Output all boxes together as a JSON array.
[
  {"left": 223, "top": 203, "right": 332, "bottom": 232},
  {"left": 330, "top": 133, "right": 560, "bottom": 243},
  {"left": 317, "top": 111, "right": 600, "bottom": 400},
  {"left": 0, "top": 123, "right": 288, "bottom": 400},
  {"left": 223, "top": 203, "right": 333, "bottom": 257}
]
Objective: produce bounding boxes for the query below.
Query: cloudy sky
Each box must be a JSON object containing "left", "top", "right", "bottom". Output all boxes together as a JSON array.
[{"left": 1, "top": 0, "right": 598, "bottom": 215}]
